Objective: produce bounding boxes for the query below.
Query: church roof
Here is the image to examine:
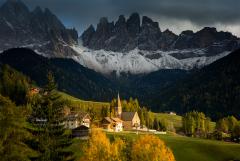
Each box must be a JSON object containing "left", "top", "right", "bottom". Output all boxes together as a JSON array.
[{"left": 121, "top": 112, "right": 137, "bottom": 121}]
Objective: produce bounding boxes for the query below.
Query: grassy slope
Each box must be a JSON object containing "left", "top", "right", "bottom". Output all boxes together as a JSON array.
[
  {"left": 154, "top": 113, "right": 183, "bottom": 130},
  {"left": 108, "top": 132, "right": 240, "bottom": 161},
  {"left": 70, "top": 132, "right": 240, "bottom": 161},
  {"left": 159, "top": 134, "right": 240, "bottom": 161},
  {"left": 59, "top": 91, "right": 110, "bottom": 108},
  {"left": 154, "top": 113, "right": 216, "bottom": 132}
]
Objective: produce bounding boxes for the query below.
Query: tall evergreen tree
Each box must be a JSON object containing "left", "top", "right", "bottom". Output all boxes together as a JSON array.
[
  {"left": 232, "top": 123, "right": 240, "bottom": 143},
  {"left": 31, "top": 72, "right": 72, "bottom": 161},
  {"left": 153, "top": 118, "right": 159, "bottom": 130},
  {"left": 227, "top": 116, "right": 238, "bottom": 134},
  {"left": 216, "top": 118, "right": 229, "bottom": 133},
  {"left": 182, "top": 111, "right": 210, "bottom": 137}
]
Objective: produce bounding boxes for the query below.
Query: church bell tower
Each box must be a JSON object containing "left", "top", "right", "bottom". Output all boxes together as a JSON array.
[{"left": 116, "top": 93, "right": 122, "bottom": 118}]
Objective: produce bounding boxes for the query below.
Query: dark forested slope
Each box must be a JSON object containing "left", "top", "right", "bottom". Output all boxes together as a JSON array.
[
  {"left": 0, "top": 48, "right": 116, "bottom": 101},
  {"left": 152, "top": 49, "right": 240, "bottom": 120}
]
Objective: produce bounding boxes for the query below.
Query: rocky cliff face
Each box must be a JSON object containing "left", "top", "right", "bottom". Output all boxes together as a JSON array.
[
  {"left": 82, "top": 13, "right": 164, "bottom": 52},
  {"left": 81, "top": 13, "right": 239, "bottom": 54},
  {"left": 0, "top": 0, "right": 78, "bottom": 57},
  {"left": 76, "top": 13, "right": 240, "bottom": 75}
]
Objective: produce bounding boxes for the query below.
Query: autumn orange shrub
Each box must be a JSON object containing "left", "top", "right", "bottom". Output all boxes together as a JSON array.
[
  {"left": 110, "top": 138, "right": 126, "bottom": 161},
  {"left": 131, "top": 135, "right": 175, "bottom": 161},
  {"left": 79, "top": 129, "right": 126, "bottom": 161},
  {"left": 80, "top": 130, "right": 175, "bottom": 161}
]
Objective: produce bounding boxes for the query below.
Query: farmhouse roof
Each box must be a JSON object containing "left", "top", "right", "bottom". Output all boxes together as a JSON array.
[
  {"left": 73, "top": 125, "right": 89, "bottom": 130},
  {"left": 103, "top": 117, "right": 113, "bottom": 123},
  {"left": 111, "top": 117, "right": 123, "bottom": 122},
  {"left": 103, "top": 117, "right": 123, "bottom": 124}
]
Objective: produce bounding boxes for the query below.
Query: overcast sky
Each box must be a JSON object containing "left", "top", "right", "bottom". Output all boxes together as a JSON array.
[{"left": 1, "top": 0, "right": 240, "bottom": 36}]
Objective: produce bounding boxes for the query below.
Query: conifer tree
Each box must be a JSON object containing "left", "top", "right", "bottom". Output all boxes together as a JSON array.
[
  {"left": 232, "top": 123, "right": 240, "bottom": 143},
  {"left": 182, "top": 111, "right": 210, "bottom": 137},
  {"left": 153, "top": 118, "right": 159, "bottom": 130},
  {"left": 216, "top": 118, "right": 229, "bottom": 133},
  {"left": 31, "top": 72, "right": 72, "bottom": 161}
]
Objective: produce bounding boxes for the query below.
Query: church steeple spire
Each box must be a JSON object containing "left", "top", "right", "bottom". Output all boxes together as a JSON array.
[{"left": 116, "top": 93, "right": 122, "bottom": 118}]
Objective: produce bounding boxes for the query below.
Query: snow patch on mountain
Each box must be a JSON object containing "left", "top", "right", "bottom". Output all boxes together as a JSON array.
[
  {"left": 70, "top": 42, "right": 231, "bottom": 76},
  {"left": 180, "top": 52, "right": 229, "bottom": 69}
]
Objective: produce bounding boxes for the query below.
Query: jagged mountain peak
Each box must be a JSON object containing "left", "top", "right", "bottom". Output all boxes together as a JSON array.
[
  {"left": 81, "top": 12, "right": 239, "bottom": 53},
  {"left": 0, "top": 0, "right": 78, "bottom": 57},
  {"left": 115, "top": 15, "right": 126, "bottom": 28},
  {"left": 128, "top": 12, "right": 140, "bottom": 20},
  {"left": 163, "top": 29, "right": 174, "bottom": 34},
  {"left": 180, "top": 30, "right": 194, "bottom": 36},
  {"left": 142, "top": 16, "right": 159, "bottom": 29},
  {"left": 99, "top": 17, "right": 109, "bottom": 25},
  {"left": 126, "top": 12, "right": 140, "bottom": 36},
  {"left": 87, "top": 24, "right": 95, "bottom": 31},
  {"left": 32, "top": 6, "right": 43, "bottom": 15},
  {"left": 0, "top": 0, "right": 30, "bottom": 21},
  {"left": 115, "top": 15, "right": 127, "bottom": 31},
  {"left": 76, "top": 13, "right": 240, "bottom": 75},
  {"left": 1, "top": 0, "right": 29, "bottom": 13},
  {"left": 1, "top": 0, "right": 27, "bottom": 9},
  {"left": 81, "top": 25, "right": 95, "bottom": 46},
  {"left": 199, "top": 27, "right": 217, "bottom": 33}
]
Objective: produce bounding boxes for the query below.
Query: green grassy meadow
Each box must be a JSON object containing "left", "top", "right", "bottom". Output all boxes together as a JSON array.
[
  {"left": 159, "top": 134, "right": 240, "bottom": 161},
  {"left": 69, "top": 131, "right": 240, "bottom": 161},
  {"left": 154, "top": 113, "right": 183, "bottom": 130},
  {"left": 108, "top": 132, "right": 240, "bottom": 161},
  {"left": 59, "top": 91, "right": 110, "bottom": 110}
]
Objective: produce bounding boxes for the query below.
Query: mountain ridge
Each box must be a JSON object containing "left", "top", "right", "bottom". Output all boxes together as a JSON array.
[
  {"left": 0, "top": 0, "right": 239, "bottom": 75},
  {"left": 81, "top": 13, "right": 240, "bottom": 52},
  {"left": 76, "top": 13, "right": 240, "bottom": 75},
  {"left": 0, "top": 0, "right": 78, "bottom": 57}
]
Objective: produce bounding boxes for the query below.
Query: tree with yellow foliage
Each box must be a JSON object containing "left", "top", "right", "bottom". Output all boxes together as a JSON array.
[
  {"left": 131, "top": 135, "right": 175, "bottom": 161},
  {"left": 79, "top": 129, "right": 126, "bottom": 161},
  {"left": 110, "top": 138, "right": 126, "bottom": 161}
]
